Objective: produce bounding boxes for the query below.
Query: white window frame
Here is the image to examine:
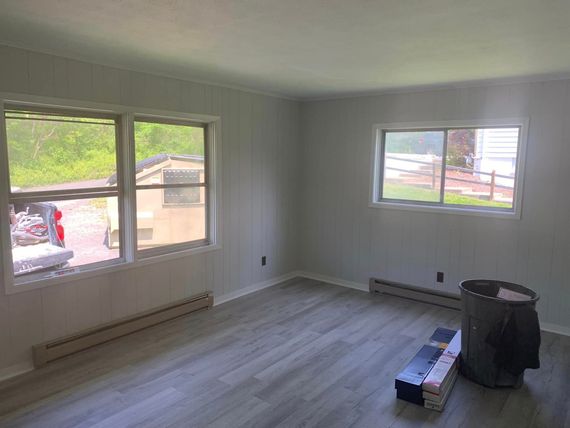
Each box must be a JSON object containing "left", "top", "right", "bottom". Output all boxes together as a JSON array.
[
  {"left": 4, "top": 106, "right": 125, "bottom": 284},
  {"left": 369, "top": 118, "right": 529, "bottom": 219},
  {"left": 0, "top": 94, "right": 222, "bottom": 295}
]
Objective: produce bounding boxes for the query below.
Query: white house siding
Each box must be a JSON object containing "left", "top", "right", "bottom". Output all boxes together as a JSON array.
[{"left": 475, "top": 128, "right": 519, "bottom": 187}]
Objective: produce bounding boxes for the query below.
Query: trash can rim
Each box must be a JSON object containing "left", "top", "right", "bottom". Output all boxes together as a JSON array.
[{"left": 459, "top": 278, "right": 540, "bottom": 304}]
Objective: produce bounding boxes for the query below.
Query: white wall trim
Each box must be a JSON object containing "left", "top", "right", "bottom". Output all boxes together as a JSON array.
[
  {"left": 540, "top": 322, "right": 570, "bottom": 338},
  {"left": 213, "top": 271, "right": 302, "bottom": 306},
  {"left": 6, "top": 42, "right": 570, "bottom": 102},
  {"left": 0, "top": 43, "right": 298, "bottom": 102},
  {"left": 304, "top": 73, "right": 570, "bottom": 102},
  {"left": 0, "top": 362, "right": 34, "bottom": 383},
  {"left": 296, "top": 271, "right": 369, "bottom": 292}
]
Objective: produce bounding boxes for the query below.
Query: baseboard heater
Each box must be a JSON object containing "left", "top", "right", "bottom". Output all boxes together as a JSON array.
[
  {"left": 33, "top": 291, "right": 213, "bottom": 368},
  {"left": 369, "top": 278, "right": 461, "bottom": 310}
]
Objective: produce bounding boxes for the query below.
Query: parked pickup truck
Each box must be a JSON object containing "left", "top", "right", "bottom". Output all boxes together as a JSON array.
[{"left": 10, "top": 201, "right": 74, "bottom": 277}]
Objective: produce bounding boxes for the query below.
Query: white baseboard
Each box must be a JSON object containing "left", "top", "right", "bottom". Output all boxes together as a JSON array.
[
  {"left": 213, "top": 271, "right": 302, "bottom": 306},
  {"left": 0, "top": 362, "right": 34, "bottom": 383},
  {"left": 540, "top": 322, "right": 570, "bottom": 337},
  {"left": 296, "top": 271, "right": 369, "bottom": 292}
]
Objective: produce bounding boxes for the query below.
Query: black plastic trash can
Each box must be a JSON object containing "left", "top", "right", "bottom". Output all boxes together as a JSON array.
[{"left": 459, "top": 279, "right": 539, "bottom": 388}]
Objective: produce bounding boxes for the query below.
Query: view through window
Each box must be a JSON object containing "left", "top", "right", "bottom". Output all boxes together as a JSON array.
[
  {"left": 5, "top": 109, "right": 120, "bottom": 280},
  {"left": 4, "top": 107, "right": 214, "bottom": 284},
  {"left": 133, "top": 119, "right": 207, "bottom": 252},
  {"left": 379, "top": 126, "right": 521, "bottom": 210}
]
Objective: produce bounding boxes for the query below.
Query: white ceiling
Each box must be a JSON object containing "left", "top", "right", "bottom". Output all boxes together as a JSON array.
[{"left": 1, "top": 0, "right": 570, "bottom": 99}]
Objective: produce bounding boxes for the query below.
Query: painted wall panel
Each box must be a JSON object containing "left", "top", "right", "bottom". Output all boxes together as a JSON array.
[
  {"left": 28, "top": 52, "right": 55, "bottom": 97},
  {"left": 301, "top": 80, "right": 570, "bottom": 329}
]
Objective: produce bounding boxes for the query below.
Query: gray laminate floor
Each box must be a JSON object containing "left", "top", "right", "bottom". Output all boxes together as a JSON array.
[{"left": 0, "top": 278, "right": 569, "bottom": 428}]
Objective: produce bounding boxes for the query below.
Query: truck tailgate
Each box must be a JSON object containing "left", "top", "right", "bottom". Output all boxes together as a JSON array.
[{"left": 12, "top": 243, "right": 74, "bottom": 276}]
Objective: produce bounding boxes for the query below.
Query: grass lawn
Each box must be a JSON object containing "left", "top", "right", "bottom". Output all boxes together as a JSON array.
[{"left": 383, "top": 183, "right": 511, "bottom": 208}]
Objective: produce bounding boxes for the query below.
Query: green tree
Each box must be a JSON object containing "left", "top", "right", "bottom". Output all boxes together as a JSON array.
[
  {"left": 5, "top": 113, "right": 204, "bottom": 188},
  {"left": 134, "top": 122, "right": 204, "bottom": 161}
]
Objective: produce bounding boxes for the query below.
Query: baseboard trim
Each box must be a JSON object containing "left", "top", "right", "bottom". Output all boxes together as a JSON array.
[
  {"left": 214, "top": 271, "right": 301, "bottom": 306},
  {"left": 540, "top": 322, "right": 570, "bottom": 337},
  {"left": 296, "top": 271, "right": 570, "bottom": 338},
  {"left": 0, "top": 362, "right": 34, "bottom": 383},
  {"left": 296, "top": 271, "right": 369, "bottom": 292}
]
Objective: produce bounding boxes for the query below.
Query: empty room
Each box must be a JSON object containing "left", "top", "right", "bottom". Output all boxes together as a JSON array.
[{"left": 0, "top": 1, "right": 569, "bottom": 427}]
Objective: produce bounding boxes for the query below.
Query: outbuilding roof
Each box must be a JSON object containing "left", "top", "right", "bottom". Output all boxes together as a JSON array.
[{"left": 106, "top": 154, "right": 204, "bottom": 185}]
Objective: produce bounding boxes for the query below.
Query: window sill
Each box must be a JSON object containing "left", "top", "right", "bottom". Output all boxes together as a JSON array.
[
  {"left": 368, "top": 200, "right": 521, "bottom": 219},
  {"left": 4, "top": 243, "right": 222, "bottom": 295}
]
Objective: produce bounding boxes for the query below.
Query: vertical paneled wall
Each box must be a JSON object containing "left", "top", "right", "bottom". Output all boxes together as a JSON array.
[
  {"left": 2, "top": 43, "right": 569, "bottom": 375},
  {"left": 0, "top": 45, "right": 301, "bottom": 374},
  {"left": 301, "top": 81, "right": 570, "bottom": 330}
]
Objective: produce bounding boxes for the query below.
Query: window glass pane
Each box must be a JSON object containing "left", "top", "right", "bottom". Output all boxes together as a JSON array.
[
  {"left": 444, "top": 128, "right": 519, "bottom": 208},
  {"left": 133, "top": 120, "right": 205, "bottom": 185},
  {"left": 136, "top": 189, "right": 206, "bottom": 250},
  {"left": 382, "top": 131, "right": 444, "bottom": 202},
  {"left": 11, "top": 197, "right": 120, "bottom": 279},
  {"left": 5, "top": 110, "right": 117, "bottom": 192}
]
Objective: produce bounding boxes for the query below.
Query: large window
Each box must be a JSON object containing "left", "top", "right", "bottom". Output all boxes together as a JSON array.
[
  {"left": 371, "top": 121, "right": 526, "bottom": 216},
  {"left": 1, "top": 104, "right": 217, "bottom": 288}
]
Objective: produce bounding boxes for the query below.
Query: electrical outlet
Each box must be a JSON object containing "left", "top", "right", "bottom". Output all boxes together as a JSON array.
[
  {"left": 437, "top": 272, "right": 444, "bottom": 283},
  {"left": 261, "top": 256, "right": 267, "bottom": 266}
]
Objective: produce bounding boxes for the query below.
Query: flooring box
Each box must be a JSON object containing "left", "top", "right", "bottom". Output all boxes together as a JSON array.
[{"left": 395, "top": 345, "right": 443, "bottom": 405}]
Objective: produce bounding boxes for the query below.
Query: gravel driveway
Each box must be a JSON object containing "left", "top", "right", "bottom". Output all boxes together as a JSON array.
[
  {"left": 21, "top": 179, "right": 120, "bottom": 267},
  {"left": 57, "top": 198, "right": 120, "bottom": 267}
]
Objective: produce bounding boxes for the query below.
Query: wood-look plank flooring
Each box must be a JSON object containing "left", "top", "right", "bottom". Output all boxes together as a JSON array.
[{"left": 0, "top": 278, "right": 569, "bottom": 428}]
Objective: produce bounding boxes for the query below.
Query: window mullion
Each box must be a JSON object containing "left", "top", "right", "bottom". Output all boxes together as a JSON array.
[
  {"left": 120, "top": 113, "right": 138, "bottom": 263},
  {"left": 439, "top": 129, "right": 448, "bottom": 205}
]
